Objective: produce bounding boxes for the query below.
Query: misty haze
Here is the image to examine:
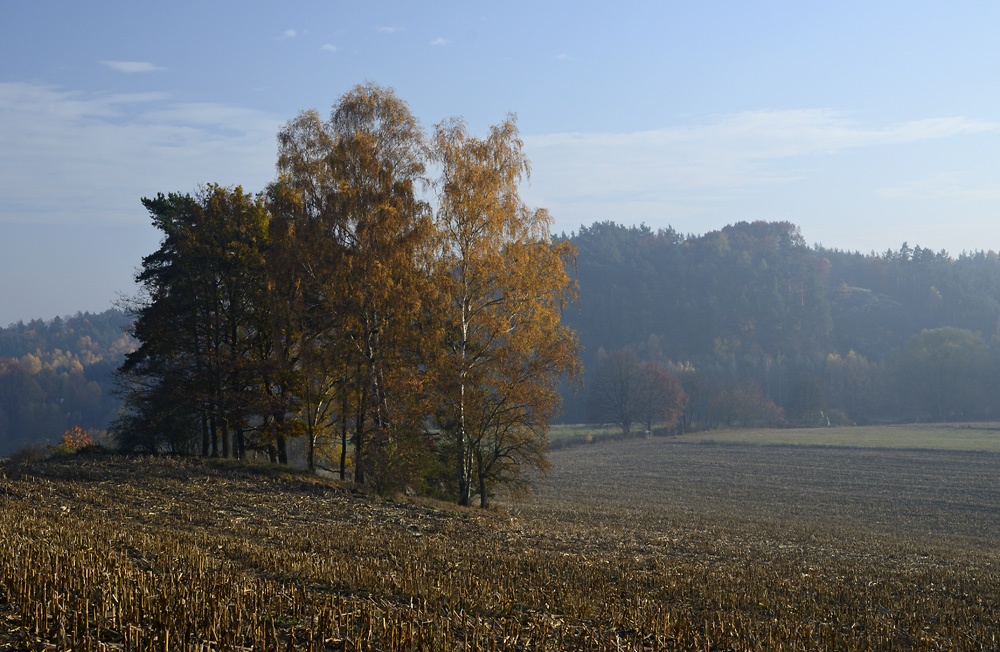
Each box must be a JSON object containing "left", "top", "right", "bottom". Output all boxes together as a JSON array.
[{"left": 4, "top": 3, "right": 1000, "bottom": 649}]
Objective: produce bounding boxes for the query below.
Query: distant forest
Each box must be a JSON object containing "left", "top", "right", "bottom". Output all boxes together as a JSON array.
[
  {"left": 560, "top": 220, "right": 1000, "bottom": 427},
  {"left": 0, "top": 310, "right": 135, "bottom": 454},
  {"left": 3, "top": 219, "right": 1000, "bottom": 456}
]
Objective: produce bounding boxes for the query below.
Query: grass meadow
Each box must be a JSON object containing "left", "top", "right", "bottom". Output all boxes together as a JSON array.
[
  {"left": 670, "top": 422, "right": 1000, "bottom": 451},
  {"left": 2, "top": 424, "right": 1000, "bottom": 649},
  {"left": 549, "top": 421, "right": 1000, "bottom": 451}
]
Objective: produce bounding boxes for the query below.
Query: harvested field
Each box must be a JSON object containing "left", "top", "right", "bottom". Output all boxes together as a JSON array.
[{"left": 1, "top": 438, "right": 999, "bottom": 650}]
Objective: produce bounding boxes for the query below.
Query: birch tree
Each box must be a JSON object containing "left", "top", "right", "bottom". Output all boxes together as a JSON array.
[
  {"left": 433, "top": 115, "right": 580, "bottom": 506},
  {"left": 273, "top": 83, "right": 434, "bottom": 482}
]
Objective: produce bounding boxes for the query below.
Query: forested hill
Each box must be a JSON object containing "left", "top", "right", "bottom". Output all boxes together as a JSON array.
[
  {"left": 560, "top": 220, "right": 1000, "bottom": 426},
  {"left": 5, "top": 222, "right": 1000, "bottom": 454},
  {"left": 0, "top": 309, "right": 134, "bottom": 455}
]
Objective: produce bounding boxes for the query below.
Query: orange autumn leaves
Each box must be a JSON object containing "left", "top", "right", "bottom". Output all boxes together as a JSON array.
[{"left": 60, "top": 425, "right": 95, "bottom": 452}]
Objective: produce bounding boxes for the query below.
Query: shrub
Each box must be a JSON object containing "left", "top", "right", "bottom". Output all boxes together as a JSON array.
[
  {"left": 58, "top": 426, "right": 96, "bottom": 454},
  {"left": 9, "top": 444, "right": 49, "bottom": 463}
]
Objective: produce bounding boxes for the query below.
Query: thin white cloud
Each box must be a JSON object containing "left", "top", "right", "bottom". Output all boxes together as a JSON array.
[
  {"left": 527, "top": 110, "right": 1000, "bottom": 194},
  {"left": 0, "top": 82, "right": 281, "bottom": 225},
  {"left": 377, "top": 26, "right": 405, "bottom": 34},
  {"left": 430, "top": 37, "right": 452, "bottom": 47},
  {"left": 101, "top": 61, "right": 164, "bottom": 73},
  {"left": 877, "top": 172, "right": 1000, "bottom": 202},
  {"left": 522, "top": 109, "right": 1000, "bottom": 233},
  {"left": 553, "top": 53, "right": 574, "bottom": 61},
  {"left": 283, "top": 29, "right": 297, "bottom": 38},
  {"left": 321, "top": 44, "right": 339, "bottom": 52}
]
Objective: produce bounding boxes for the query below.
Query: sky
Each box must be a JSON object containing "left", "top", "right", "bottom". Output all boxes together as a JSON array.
[{"left": 2, "top": 1, "right": 1000, "bottom": 326}]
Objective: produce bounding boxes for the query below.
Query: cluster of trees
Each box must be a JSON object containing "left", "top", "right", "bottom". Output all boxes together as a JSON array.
[
  {"left": 115, "top": 83, "right": 580, "bottom": 507},
  {"left": 0, "top": 311, "right": 133, "bottom": 455},
  {"left": 564, "top": 221, "right": 1000, "bottom": 427},
  {"left": 588, "top": 349, "right": 688, "bottom": 436}
]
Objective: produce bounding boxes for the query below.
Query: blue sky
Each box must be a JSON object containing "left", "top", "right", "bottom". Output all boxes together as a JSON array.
[{"left": 3, "top": 1, "right": 1000, "bottom": 326}]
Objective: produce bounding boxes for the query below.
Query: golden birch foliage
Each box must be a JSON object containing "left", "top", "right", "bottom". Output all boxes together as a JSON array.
[
  {"left": 269, "top": 87, "right": 578, "bottom": 496},
  {"left": 272, "top": 83, "right": 436, "bottom": 481},
  {"left": 433, "top": 115, "right": 580, "bottom": 506},
  {"left": 324, "top": 83, "right": 435, "bottom": 445}
]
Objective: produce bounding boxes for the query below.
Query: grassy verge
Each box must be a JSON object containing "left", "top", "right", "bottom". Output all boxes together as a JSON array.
[
  {"left": 547, "top": 423, "right": 621, "bottom": 447},
  {"left": 670, "top": 422, "right": 1000, "bottom": 451}
]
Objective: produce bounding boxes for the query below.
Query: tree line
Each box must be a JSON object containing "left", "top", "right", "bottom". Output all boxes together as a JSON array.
[
  {"left": 113, "top": 83, "right": 580, "bottom": 507},
  {"left": 10, "top": 113, "right": 1000, "bottom": 459},
  {"left": 563, "top": 221, "right": 1000, "bottom": 427}
]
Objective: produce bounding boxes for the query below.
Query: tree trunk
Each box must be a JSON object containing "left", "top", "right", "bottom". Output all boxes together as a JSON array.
[
  {"left": 307, "top": 432, "right": 315, "bottom": 472},
  {"left": 210, "top": 415, "right": 219, "bottom": 457},
  {"left": 277, "top": 435, "right": 287, "bottom": 465},
  {"left": 221, "top": 420, "right": 231, "bottom": 458},
  {"left": 354, "top": 385, "right": 367, "bottom": 484},
  {"left": 339, "top": 390, "right": 349, "bottom": 481},
  {"left": 457, "top": 303, "right": 471, "bottom": 506},
  {"left": 201, "top": 411, "right": 210, "bottom": 457},
  {"left": 478, "top": 470, "right": 488, "bottom": 509},
  {"left": 458, "top": 424, "right": 471, "bottom": 506}
]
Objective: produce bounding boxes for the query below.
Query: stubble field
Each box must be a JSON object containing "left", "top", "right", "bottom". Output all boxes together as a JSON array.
[{"left": 2, "top": 431, "right": 1000, "bottom": 650}]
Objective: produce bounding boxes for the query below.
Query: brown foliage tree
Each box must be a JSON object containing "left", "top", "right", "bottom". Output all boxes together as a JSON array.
[
  {"left": 591, "top": 349, "right": 687, "bottom": 437},
  {"left": 589, "top": 348, "right": 642, "bottom": 437},
  {"left": 635, "top": 362, "right": 688, "bottom": 434},
  {"left": 272, "top": 83, "right": 436, "bottom": 482}
]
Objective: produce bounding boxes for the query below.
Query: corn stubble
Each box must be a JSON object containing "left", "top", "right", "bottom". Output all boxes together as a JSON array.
[{"left": 1, "top": 451, "right": 998, "bottom": 650}]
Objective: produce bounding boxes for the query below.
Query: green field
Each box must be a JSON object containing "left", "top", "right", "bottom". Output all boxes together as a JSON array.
[
  {"left": 547, "top": 422, "right": 621, "bottom": 444},
  {"left": 671, "top": 422, "right": 1000, "bottom": 451},
  {"left": 552, "top": 421, "right": 1000, "bottom": 451}
]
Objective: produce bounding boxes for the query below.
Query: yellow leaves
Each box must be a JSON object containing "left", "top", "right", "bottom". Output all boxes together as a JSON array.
[{"left": 431, "top": 112, "right": 580, "bottom": 505}]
